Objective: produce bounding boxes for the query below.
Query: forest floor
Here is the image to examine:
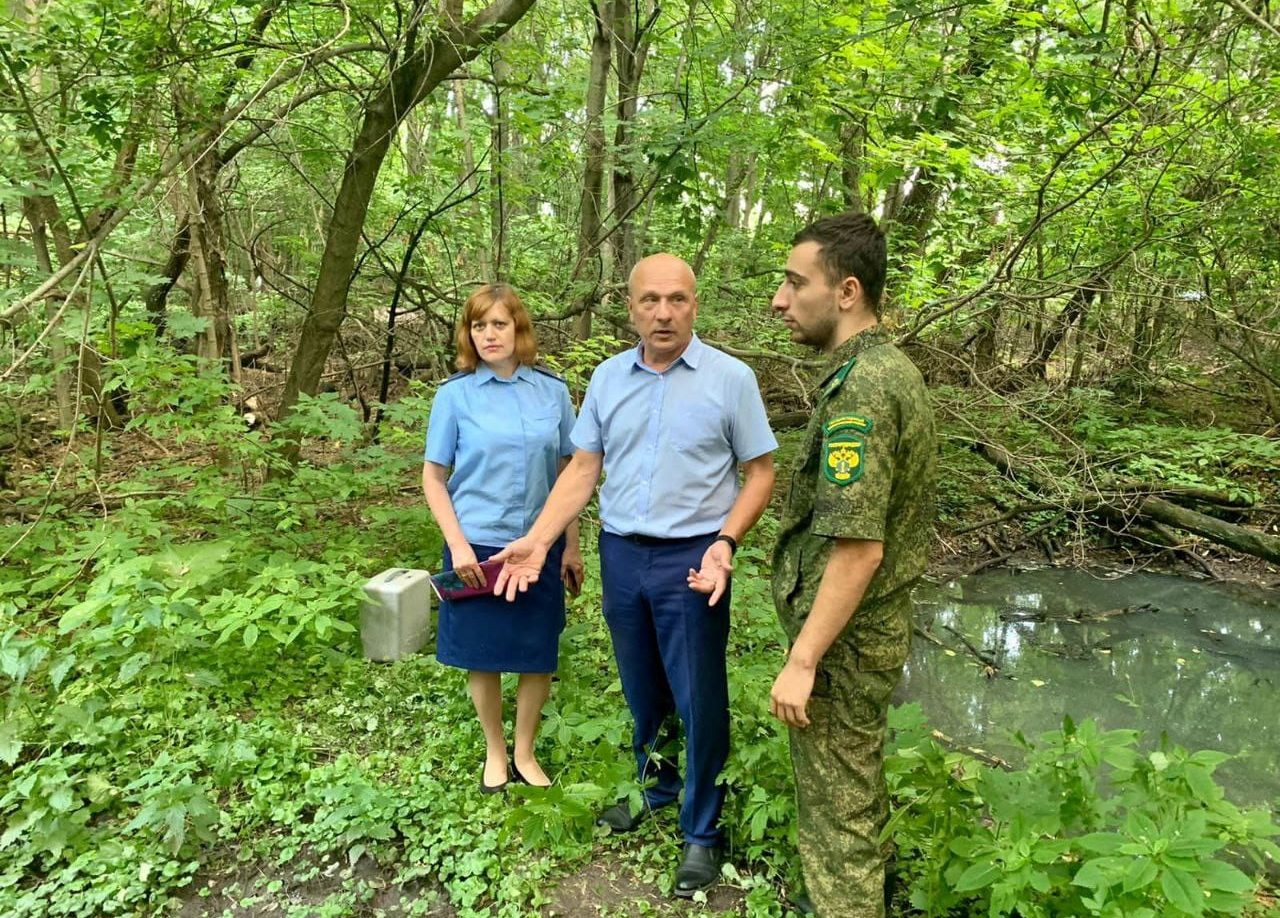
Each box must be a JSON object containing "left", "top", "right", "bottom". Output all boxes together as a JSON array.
[{"left": 176, "top": 841, "right": 757, "bottom": 917}]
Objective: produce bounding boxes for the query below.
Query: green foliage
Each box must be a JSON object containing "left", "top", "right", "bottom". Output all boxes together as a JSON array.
[
  {"left": 4, "top": 0, "right": 1280, "bottom": 912},
  {"left": 543, "top": 334, "right": 626, "bottom": 397},
  {"left": 1075, "top": 414, "right": 1278, "bottom": 505},
  {"left": 3, "top": 387, "right": 1276, "bottom": 915},
  {"left": 885, "top": 706, "right": 1278, "bottom": 917}
]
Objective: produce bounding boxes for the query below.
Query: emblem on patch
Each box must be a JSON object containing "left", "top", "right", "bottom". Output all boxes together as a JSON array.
[{"left": 822, "top": 416, "right": 872, "bottom": 485}]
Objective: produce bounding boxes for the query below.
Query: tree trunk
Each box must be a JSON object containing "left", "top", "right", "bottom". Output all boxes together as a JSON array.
[
  {"left": 5, "top": 0, "right": 77, "bottom": 428},
  {"left": 1023, "top": 273, "right": 1106, "bottom": 379},
  {"left": 608, "top": 0, "right": 656, "bottom": 279},
  {"left": 894, "top": 169, "right": 942, "bottom": 255},
  {"left": 451, "top": 80, "right": 494, "bottom": 278},
  {"left": 277, "top": 0, "right": 539, "bottom": 445},
  {"left": 143, "top": 218, "right": 190, "bottom": 337},
  {"left": 973, "top": 441, "right": 1280, "bottom": 565},
  {"left": 692, "top": 152, "right": 755, "bottom": 276},
  {"left": 183, "top": 138, "right": 239, "bottom": 380},
  {"left": 972, "top": 300, "right": 1001, "bottom": 376},
  {"left": 20, "top": 196, "right": 74, "bottom": 428},
  {"left": 1138, "top": 496, "right": 1280, "bottom": 565},
  {"left": 691, "top": 0, "right": 759, "bottom": 275},
  {"left": 490, "top": 36, "right": 511, "bottom": 278},
  {"left": 840, "top": 118, "right": 865, "bottom": 212},
  {"left": 571, "top": 0, "right": 612, "bottom": 339}
]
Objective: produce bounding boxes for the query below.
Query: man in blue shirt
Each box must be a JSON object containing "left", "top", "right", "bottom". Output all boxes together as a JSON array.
[{"left": 494, "top": 253, "right": 777, "bottom": 896}]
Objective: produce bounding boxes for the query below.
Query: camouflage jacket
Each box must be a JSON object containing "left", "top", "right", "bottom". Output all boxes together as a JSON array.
[{"left": 771, "top": 325, "right": 937, "bottom": 669}]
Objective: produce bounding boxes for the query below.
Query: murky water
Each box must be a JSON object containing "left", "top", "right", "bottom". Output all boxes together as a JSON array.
[{"left": 901, "top": 569, "right": 1280, "bottom": 807}]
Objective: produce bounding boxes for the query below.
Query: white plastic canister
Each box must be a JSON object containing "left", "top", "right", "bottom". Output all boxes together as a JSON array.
[{"left": 360, "top": 568, "right": 433, "bottom": 661}]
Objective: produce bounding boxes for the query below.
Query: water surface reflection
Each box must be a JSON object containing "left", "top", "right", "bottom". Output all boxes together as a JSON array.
[{"left": 901, "top": 569, "right": 1280, "bottom": 806}]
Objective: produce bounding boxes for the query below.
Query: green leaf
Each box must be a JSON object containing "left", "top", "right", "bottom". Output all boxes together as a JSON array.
[
  {"left": 118, "top": 652, "right": 151, "bottom": 683},
  {"left": 1073, "top": 857, "right": 1115, "bottom": 893},
  {"left": 1181, "top": 766, "right": 1222, "bottom": 803},
  {"left": 48, "top": 785, "right": 76, "bottom": 813},
  {"left": 48, "top": 653, "right": 76, "bottom": 691},
  {"left": 57, "top": 594, "right": 111, "bottom": 633},
  {"left": 1077, "top": 833, "right": 1124, "bottom": 854},
  {"left": 1197, "top": 858, "right": 1254, "bottom": 894},
  {"left": 1160, "top": 867, "right": 1204, "bottom": 915},
  {"left": 164, "top": 806, "right": 186, "bottom": 854},
  {"left": 1122, "top": 856, "right": 1158, "bottom": 892},
  {"left": 256, "top": 594, "right": 286, "bottom": 614},
  {"left": 953, "top": 861, "right": 1002, "bottom": 892},
  {"left": 0, "top": 720, "right": 21, "bottom": 767},
  {"left": 243, "top": 624, "right": 259, "bottom": 648},
  {"left": 1187, "top": 750, "right": 1231, "bottom": 770}
]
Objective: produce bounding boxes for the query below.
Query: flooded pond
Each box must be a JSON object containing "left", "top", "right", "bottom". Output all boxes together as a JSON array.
[{"left": 901, "top": 569, "right": 1280, "bottom": 807}]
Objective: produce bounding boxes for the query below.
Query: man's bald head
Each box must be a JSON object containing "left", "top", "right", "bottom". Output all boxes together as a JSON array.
[
  {"left": 627, "top": 253, "right": 699, "bottom": 369},
  {"left": 629, "top": 253, "right": 696, "bottom": 298}
]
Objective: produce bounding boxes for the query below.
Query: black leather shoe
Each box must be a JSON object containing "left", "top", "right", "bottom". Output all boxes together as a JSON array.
[
  {"left": 511, "top": 761, "right": 552, "bottom": 788},
  {"left": 673, "top": 842, "right": 722, "bottom": 897},
  {"left": 790, "top": 891, "right": 815, "bottom": 915},
  {"left": 479, "top": 764, "right": 508, "bottom": 794},
  {"left": 595, "top": 799, "right": 649, "bottom": 832}
]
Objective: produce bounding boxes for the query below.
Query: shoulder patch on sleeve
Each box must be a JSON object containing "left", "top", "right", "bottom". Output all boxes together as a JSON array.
[
  {"left": 822, "top": 417, "right": 871, "bottom": 485},
  {"left": 532, "top": 364, "right": 566, "bottom": 383},
  {"left": 824, "top": 415, "right": 874, "bottom": 436}
]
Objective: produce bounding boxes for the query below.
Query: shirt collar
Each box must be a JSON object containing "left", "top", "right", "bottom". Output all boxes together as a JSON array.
[
  {"left": 816, "top": 325, "right": 891, "bottom": 389},
  {"left": 475, "top": 363, "right": 534, "bottom": 385},
  {"left": 631, "top": 333, "right": 704, "bottom": 372}
]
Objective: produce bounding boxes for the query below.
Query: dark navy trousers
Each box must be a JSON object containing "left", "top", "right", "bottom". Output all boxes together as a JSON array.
[{"left": 599, "top": 531, "right": 731, "bottom": 847}]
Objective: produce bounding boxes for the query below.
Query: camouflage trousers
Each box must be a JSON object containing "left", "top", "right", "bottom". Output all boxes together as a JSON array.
[{"left": 789, "top": 601, "right": 907, "bottom": 918}]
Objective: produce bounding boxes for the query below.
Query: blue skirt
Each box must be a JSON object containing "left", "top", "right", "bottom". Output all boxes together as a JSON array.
[{"left": 435, "top": 540, "right": 566, "bottom": 673}]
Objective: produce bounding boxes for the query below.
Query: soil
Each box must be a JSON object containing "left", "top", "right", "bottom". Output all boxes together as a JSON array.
[
  {"left": 174, "top": 848, "right": 453, "bottom": 917},
  {"left": 174, "top": 846, "right": 754, "bottom": 917},
  {"left": 545, "top": 860, "right": 747, "bottom": 917}
]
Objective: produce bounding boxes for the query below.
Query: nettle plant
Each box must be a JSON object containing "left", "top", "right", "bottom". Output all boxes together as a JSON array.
[{"left": 883, "top": 706, "right": 1278, "bottom": 917}]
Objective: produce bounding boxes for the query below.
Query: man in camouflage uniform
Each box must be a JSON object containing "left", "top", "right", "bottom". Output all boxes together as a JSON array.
[{"left": 768, "top": 213, "right": 936, "bottom": 918}]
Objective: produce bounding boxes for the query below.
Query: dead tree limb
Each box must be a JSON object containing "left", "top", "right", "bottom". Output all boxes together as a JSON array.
[{"left": 972, "top": 441, "right": 1280, "bottom": 565}]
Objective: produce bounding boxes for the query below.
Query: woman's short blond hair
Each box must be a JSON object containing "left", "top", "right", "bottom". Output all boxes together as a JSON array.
[{"left": 454, "top": 283, "right": 538, "bottom": 372}]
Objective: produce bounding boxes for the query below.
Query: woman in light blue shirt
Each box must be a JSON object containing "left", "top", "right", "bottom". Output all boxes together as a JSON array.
[{"left": 422, "top": 284, "right": 582, "bottom": 792}]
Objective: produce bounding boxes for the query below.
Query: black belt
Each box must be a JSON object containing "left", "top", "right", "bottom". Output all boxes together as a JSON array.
[{"left": 608, "top": 531, "right": 718, "bottom": 546}]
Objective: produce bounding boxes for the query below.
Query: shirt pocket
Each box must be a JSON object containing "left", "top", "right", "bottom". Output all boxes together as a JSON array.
[
  {"left": 669, "top": 404, "right": 725, "bottom": 455},
  {"left": 522, "top": 410, "right": 561, "bottom": 447}
]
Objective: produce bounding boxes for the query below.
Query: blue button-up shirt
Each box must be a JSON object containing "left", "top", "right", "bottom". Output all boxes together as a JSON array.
[
  {"left": 572, "top": 335, "right": 777, "bottom": 538},
  {"left": 424, "top": 364, "right": 576, "bottom": 546}
]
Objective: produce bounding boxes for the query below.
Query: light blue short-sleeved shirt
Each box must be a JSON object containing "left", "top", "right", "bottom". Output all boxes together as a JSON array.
[
  {"left": 425, "top": 364, "right": 575, "bottom": 546},
  {"left": 571, "top": 334, "right": 777, "bottom": 538}
]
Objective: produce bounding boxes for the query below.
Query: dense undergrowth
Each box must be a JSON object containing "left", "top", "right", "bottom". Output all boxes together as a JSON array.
[{"left": 2, "top": 356, "right": 1278, "bottom": 916}]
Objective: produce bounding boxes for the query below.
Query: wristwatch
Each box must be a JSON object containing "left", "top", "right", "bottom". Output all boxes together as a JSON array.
[{"left": 713, "top": 533, "right": 738, "bottom": 555}]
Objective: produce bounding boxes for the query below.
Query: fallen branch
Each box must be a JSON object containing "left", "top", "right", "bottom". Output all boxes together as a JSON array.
[
  {"left": 971, "top": 440, "right": 1280, "bottom": 566},
  {"left": 1107, "top": 479, "right": 1254, "bottom": 509},
  {"left": 768, "top": 410, "right": 813, "bottom": 430},
  {"left": 941, "top": 623, "right": 1001, "bottom": 674},
  {"left": 1138, "top": 495, "right": 1280, "bottom": 565},
  {"left": 954, "top": 503, "right": 1058, "bottom": 534},
  {"left": 928, "top": 728, "right": 1012, "bottom": 771}
]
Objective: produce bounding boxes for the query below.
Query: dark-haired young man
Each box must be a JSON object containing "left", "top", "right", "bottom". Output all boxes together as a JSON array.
[{"left": 768, "top": 213, "right": 936, "bottom": 917}]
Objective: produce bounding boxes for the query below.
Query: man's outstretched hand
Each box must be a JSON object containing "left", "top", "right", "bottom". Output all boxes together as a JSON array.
[
  {"left": 491, "top": 536, "right": 548, "bottom": 601},
  {"left": 686, "top": 539, "right": 733, "bottom": 606}
]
